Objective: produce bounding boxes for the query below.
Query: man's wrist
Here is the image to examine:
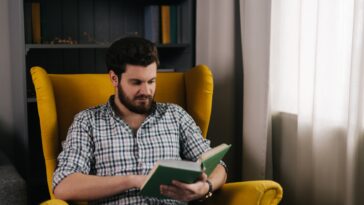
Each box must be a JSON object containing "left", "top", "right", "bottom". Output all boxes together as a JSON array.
[
  {"left": 128, "top": 175, "right": 143, "bottom": 188},
  {"left": 200, "top": 180, "right": 213, "bottom": 201}
]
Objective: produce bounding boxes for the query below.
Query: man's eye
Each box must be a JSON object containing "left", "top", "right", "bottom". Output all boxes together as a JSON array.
[{"left": 131, "top": 81, "right": 142, "bottom": 85}]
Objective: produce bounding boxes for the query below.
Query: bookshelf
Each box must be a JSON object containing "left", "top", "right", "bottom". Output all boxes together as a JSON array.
[
  {"left": 25, "top": 0, "right": 195, "bottom": 96},
  {"left": 23, "top": 0, "right": 196, "bottom": 203},
  {"left": 24, "top": 0, "right": 195, "bottom": 66}
]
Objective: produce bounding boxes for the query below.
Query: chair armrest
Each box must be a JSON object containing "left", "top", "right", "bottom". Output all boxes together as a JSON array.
[
  {"left": 40, "top": 199, "right": 87, "bottom": 205},
  {"left": 199, "top": 180, "right": 283, "bottom": 205},
  {"left": 40, "top": 199, "right": 68, "bottom": 205},
  {"left": 40, "top": 181, "right": 283, "bottom": 205}
]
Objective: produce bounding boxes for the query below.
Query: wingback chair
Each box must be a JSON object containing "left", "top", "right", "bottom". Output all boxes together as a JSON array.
[{"left": 31, "top": 65, "right": 283, "bottom": 205}]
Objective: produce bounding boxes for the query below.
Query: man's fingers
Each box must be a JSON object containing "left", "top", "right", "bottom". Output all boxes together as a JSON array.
[
  {"left": 171, "top": 180, "right": 191, "bottom": 190},
  {"left": 160, "top": 179, "right": 208, "bottom": 202},
  {"left": 160, "top": 184, "right": 195, "bottom": 201}
]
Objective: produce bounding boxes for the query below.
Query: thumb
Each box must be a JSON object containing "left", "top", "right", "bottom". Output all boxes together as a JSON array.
[{"left": 199, "top": 172, "right": 208, "bottom": 181}]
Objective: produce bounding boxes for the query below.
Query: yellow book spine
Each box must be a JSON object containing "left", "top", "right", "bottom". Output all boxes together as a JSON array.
[
  {"left": 161, "top": 5, "right": 171, "bottom": 44},
  {"left": 31, "top": 2, "right": 41, "bottom": 44}
]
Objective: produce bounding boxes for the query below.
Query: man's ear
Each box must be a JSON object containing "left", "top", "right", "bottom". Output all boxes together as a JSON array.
[{"left": 109, "top": 70, "right": 119, "bottom": 87}]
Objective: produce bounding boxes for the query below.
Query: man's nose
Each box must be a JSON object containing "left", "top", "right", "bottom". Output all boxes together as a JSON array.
[{"left": 139, "top": 83, "right": 151, "bottom": 95}]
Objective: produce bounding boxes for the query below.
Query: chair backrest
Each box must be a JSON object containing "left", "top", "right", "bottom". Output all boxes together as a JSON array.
[{"left": 30, "top": 65, "right": 214, "bottom": 199}]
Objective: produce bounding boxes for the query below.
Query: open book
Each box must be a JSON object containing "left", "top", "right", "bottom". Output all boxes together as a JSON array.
[{"left": 139, "top": 143, "right": 231, "bottom": 198}]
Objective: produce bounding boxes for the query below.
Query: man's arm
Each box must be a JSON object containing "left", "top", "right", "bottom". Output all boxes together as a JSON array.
[
  {"left": 159, "top": 164, "right": 227, "bottom": 202},
  {"left": 54, "top": 173, "right": 147, "bottom": 201},
  {"left": 54, "top": 111, "right": 148, "bottom": 201},
  {"left": 164, "top": 105, "right": 227, "bottom": 201}
]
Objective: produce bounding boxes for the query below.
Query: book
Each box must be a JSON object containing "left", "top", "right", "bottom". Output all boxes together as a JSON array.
[
  {"left": 31, "top": 2, "right": 41, "bottom": 44},
  {"left": 170, "top": 5, "right": 177, "bottom": 44},
  {"left": 176, "top": 5, "right": 183, "bottom": 44},
  {"left": 199, "top": 143, "right": 231, "bottom": 176},
  {"left": 24, "top": 2, "right": 33, "bottom": 43},
  {"left": 144, "top": 5, "right": 160, "bottom": 43},
  {"left": 160, "top": 5, "right": 171, "bottom": 44},
  {"left": 140, "top": 143, "right": 231, "bottom": 198}
]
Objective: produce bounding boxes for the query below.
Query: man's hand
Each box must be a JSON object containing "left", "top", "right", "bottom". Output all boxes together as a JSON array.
[{"left": 159, "top": 173, "right": 209, "bottom": 202}]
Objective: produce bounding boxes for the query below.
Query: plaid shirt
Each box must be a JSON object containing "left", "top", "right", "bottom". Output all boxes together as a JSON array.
[{"left": 53, "top": 96, "right": 213, "bottom": 205}]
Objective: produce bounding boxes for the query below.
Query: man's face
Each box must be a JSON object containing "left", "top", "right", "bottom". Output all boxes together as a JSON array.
[{"left": 117, "top": 63, "right": 157, "bottom": 114}]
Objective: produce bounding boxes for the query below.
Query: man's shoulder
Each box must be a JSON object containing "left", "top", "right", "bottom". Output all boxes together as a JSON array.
[{"left": 74, "top": 104, "right": 108, "bottom": 121}]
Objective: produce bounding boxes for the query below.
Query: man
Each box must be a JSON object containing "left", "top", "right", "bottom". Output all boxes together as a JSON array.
[{"left": 53, "top": 37, "right": 227, "bottom": 204}]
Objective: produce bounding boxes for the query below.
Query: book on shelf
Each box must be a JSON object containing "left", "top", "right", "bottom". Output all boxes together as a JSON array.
[
  {"left": 24, "top": 2, "right": 33, "bottom": 43},
  {"left": 176, "top": 5, "right": 183, "bottom": 44},
  {"left": 160, "top": 5, "right": 171, "bottom": 44},
  {"left": 140, "top": 143, "right": 231, "bottom": 199},
  {"left": 170, "top": 5, "right": 177, "bottom": 44},
  {"left": 31, "top": 2, "right": 41, "bottom": 44},
  {"left": 144, "top": 5, "right": 160, "bottom": 43}
]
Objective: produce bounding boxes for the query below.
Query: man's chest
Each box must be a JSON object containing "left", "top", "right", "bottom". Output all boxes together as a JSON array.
[{"left": 90, "top": 119, "right": 183, "bottom": 175}]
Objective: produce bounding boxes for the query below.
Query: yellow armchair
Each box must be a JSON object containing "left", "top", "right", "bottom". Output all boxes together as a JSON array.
[{"left": 31, "top": 65, "right": 282, "bottom": 205}]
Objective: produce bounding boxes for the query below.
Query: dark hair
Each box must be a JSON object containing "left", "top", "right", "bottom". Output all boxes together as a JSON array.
[{"left": 105, "top": 37, "right": 160, "bottom": 78}]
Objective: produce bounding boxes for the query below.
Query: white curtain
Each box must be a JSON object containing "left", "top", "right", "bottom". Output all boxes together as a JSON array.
[
  {"left": 198, "top": 0, "right": 364, "bottom": 203},
  {"left": 240, "top": 0, "right": 273, "bottom": 180},
  {"left": 269, "top": 0, "right": 364, "bottom": 204}
]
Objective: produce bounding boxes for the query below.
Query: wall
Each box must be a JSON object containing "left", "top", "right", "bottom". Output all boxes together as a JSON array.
[
  {"left": 196, "top": 0, "right": 243, "bottom": 182},
  {"left": 0, "top": 0, "right": 28, "bottom": 177},
  {"left": 0, "top": 0, "right": 15, "bottom": 159}
]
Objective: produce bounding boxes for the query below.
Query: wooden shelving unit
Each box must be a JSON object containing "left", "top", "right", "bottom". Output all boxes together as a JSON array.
[{"left": 22, "top": 0, "right": 196, "bottom": 203}]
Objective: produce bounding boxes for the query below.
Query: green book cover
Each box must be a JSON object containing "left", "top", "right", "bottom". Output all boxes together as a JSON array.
[
  {"left": 140, "top": 160, "right": 202, "bottom": 199},
  {"left": 140, "top": 143, "right": 231, "bottom": 199},
  {"left": 200, "top": 144, "right": 232, "bottom": 176}
]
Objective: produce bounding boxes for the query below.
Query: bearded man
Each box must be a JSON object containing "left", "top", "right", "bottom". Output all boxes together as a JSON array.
[{"left": 52, "top": 37, "right": 227, "bottom": 205}]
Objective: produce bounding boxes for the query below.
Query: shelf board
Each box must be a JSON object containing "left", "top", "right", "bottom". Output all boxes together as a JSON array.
[
  {"left": 25, "top": 44, "right": 109, "bottom": 53},
  {"left": 25, "top": 43, "right": 189, "bottom": 54},
  {"left": 157, "top": 43, "right": 189, "bottom": 48},
  {"left": 145, "top": 0, "right": 185, "bottom": 5}
]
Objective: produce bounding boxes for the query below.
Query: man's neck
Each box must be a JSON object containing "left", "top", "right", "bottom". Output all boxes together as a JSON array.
[{"left": 113, "top": 96, "right": 147, "bottom": 130}]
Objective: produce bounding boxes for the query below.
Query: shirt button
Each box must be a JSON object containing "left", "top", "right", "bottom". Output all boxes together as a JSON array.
[{"left": 138, "top": 162, "right": 143, "bottom": 168}]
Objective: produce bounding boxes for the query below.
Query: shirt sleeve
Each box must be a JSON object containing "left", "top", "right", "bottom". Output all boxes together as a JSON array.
[
  {"left": 52, "top": 111, "right": 95, "bottom": 191},
  {"left": 173, "top": 105, "right": 211, "bottom": 161},
  {"left": 173, "top": 105, "right": 227, "bottom": 172}
]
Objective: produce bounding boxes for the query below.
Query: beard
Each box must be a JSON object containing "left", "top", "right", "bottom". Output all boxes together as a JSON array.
[{"left": 117, "top": 84, "right": 155, "bottom": 114}]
